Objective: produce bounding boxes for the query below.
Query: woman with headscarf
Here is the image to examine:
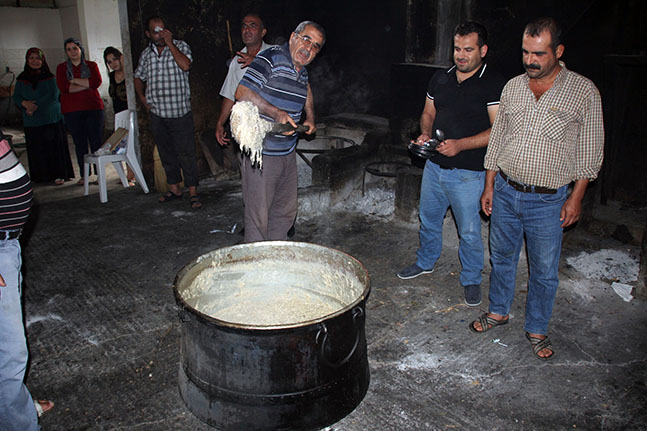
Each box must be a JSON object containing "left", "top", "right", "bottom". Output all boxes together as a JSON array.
[
  {"left": 13, "top": 48, "right": 74, "bottom": 185},
  {"left": 56, "top": 38, "right": 104, "bottom": 185}
]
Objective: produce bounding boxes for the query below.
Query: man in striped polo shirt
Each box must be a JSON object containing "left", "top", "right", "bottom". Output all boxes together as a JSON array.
[
  {"left": 235, "top": 21, "right": 325, "bottom": 242},
  {"left": 0, "top": 137, "right": 53, "bottom": 429}
]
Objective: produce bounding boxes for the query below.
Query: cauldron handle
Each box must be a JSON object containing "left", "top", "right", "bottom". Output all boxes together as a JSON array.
[{"left": 316, "top": 307, "right": 364, "bottom": 368}]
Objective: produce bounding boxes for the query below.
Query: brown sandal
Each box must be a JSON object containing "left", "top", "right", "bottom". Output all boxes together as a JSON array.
[
  {"left": 525, "top": 332, "right": 555, "bottom": 360},
  {"left": 190, "top": 195, "right": 202, "bottom": 209},
  {"left": 159, "top": 191, "right": 182, "bottom": 203},
  {"left": 34, "top": 399, "right": 54, "bottom": 417},
  {"left": 469, "top": 313, "right": 509, "bottom": 333}
]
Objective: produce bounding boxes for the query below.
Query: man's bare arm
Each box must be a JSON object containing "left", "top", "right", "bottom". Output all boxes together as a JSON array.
[
  {"left": 302, "top": 84, "right": 316, "bottom": 135},
  {"left": 216, "top": 97, "right": 235, "bottom": 146},
  {"left": 437, "top": 104, "right": 499, "bottom": 156},
  {"left": 161, "top": 30, "right": 191, "bottom": 71},
  {"left": 235, "top": 84, "right": 296, "bottom": 127},
  {"left": 480, "top": 169, "right": 497, "bottom": 216},
  {"left": 560, "top": 179, "right": 589, "bottom": 227},
  {"left": 416, "top": 97, "right": 436, "bottom": 143},
  {"left": 134, "top": 78, "right": 151, "bottom": 110}
]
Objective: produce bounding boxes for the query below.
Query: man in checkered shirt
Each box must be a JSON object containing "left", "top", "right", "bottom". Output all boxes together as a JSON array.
[
  {"left": 135, "top": 16, "right": 202, "bottom": 209},
  {"left": 470, "top": 17, "right": 604, "bottom": 360}
]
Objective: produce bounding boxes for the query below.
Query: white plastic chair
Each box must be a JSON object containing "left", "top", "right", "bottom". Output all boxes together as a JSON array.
[{"left": 83, "top": 110, "right": 149, "bottom": 203}]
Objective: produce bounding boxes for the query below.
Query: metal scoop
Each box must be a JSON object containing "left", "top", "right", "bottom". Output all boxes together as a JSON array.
[{"left": 407, "top": 129, "right": 446, "bottom": 159}]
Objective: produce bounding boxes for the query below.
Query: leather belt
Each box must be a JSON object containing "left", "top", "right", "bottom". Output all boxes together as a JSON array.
[
  {"left": 0, "top": 230, "right": 21, "bottom": 240},
  {"left": 434, "top": 163, "right": 454, "bottom": 170},
  {"left": 499, "top": 171, "right": 557, "bottom": 194}
]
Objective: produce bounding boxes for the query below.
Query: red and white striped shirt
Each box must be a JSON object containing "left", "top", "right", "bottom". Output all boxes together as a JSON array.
[{"left": 0, "top": 139, "right": 32, "bottom": 232}]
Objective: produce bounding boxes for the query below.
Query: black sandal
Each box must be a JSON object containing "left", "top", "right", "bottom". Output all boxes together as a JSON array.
[
  {"left": 525, "top": 332, "right": 555, "bottom": 360},
  {"left": 159, "top": 191, "right": 182, "bottom": 203},
  {"left": 469, "top": 313, "right": 509, "bottom": 333},
  {"left": 190, "top": 195, "right": 202, "bottom": 209}
]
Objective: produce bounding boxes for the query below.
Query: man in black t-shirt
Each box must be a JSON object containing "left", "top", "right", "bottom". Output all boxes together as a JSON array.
[{"left": 397, "top": 22, "right": 505, "bottom": 307}]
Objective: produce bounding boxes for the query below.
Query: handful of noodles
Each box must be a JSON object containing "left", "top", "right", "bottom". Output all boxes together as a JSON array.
[{"left": 230, "top": 101, "right": 273, "bottom": 168}]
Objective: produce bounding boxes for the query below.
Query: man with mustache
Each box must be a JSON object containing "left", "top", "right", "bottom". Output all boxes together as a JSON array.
[
  {"left": 216, "top": 13, "right": 273, "bottom": 147},
  {"left": 397, "top": 22, "right": 505, "bottom": 307},
  {"left": 470, "top": 17, "right": 604, "bottom": 360},
  {"left": 234, "top": 21, "right": 324, "bottom": 242},
  {"left": 134, "top": 16, "right": 202, "bottom": 209}
]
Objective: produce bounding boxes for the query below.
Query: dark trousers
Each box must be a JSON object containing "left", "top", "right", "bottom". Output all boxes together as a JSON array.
[
  {"left": 64, "top": 109, "right": 104, "bottom": 177},
  {"left": 24, "top": 121, "right": 74, "bottom": 182},
  {"left": 149, "top": 111, "right": 198, "bottom": 187}
]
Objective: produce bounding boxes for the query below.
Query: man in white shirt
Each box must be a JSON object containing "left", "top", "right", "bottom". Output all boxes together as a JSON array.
[{"left": 216, "top": 13, "right": 273, "bottom": 146}]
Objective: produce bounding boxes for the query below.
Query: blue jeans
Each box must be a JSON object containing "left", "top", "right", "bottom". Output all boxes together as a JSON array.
[
  {"left": 488, "top": 173, "right": 568, "bottom": 335},
  {"left": 416, "top": 161, "right": 485, "bottom": 286},
  {"left": 0, "top": 239, "right": 39, "bottom": 431}
]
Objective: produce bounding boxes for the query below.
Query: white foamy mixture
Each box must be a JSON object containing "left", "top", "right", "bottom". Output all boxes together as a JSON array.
[
  {"left": 230, "top": 101, "right": 272, "bottom": 168},
  {"left": 182, "top": 259, "right": 364, "bottom": 326}
]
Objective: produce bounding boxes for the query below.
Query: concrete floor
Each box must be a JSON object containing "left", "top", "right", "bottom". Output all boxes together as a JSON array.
[{"left": 8, "top": 127, "right": 647, "bottom": 430}]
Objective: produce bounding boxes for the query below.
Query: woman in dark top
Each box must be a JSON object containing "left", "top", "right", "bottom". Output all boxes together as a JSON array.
[
  {"left": 103, "top": 47, "right": 127, "bottom": 114},
  {"left": 13, "top": 48, "right": 74, "bottom": 184},
  {"left": 56, "top": 38, "right": 104, "bottom": 185},
  {"left": 103, "top": 47, "right": 135, "bottom": 186}
]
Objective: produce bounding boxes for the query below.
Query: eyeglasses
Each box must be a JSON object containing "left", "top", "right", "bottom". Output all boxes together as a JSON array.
[{"left": 294, "top": 33, "right": 322, "bottom": 53}]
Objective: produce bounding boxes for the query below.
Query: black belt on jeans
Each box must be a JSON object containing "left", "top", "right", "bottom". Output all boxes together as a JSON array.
[
  {"left": 499, "top": 171, "right": 557, "bottom": 194},
  {"left": 0, "top": 230, "right": 21, "bottom": 240}
]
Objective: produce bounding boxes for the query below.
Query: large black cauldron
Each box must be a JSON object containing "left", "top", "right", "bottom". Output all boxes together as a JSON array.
[{"left": 174, "top": 241, "right": 370, "bottom": 430}]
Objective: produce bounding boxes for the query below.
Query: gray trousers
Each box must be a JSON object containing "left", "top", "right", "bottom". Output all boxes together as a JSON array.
[
  {"left": 240, "top": 151, "right": 297, "bottom": 242},
  {"left": 149, "top": 111, "right": 198, "bottom": 187}
]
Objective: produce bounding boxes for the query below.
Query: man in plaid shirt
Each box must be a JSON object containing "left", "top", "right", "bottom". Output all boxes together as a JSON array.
[
  {"left": 470, "top": 17, "right": 604, "bottom": 360},
  {"left": 135, "top": 16, "right": 202, "bottom": 209}
]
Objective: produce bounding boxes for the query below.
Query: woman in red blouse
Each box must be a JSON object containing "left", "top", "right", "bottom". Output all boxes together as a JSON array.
[{"left": 56, "top": 38, "right": 104, "bottom": 185}]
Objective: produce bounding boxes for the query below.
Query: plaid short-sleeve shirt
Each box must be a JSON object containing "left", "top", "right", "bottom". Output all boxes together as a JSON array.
[
  {"left": 134, "top": 40, "right": 192, "bottom": 118},
  {"left": 484, "top": 62, "right": 604, "bottom": 189}
]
